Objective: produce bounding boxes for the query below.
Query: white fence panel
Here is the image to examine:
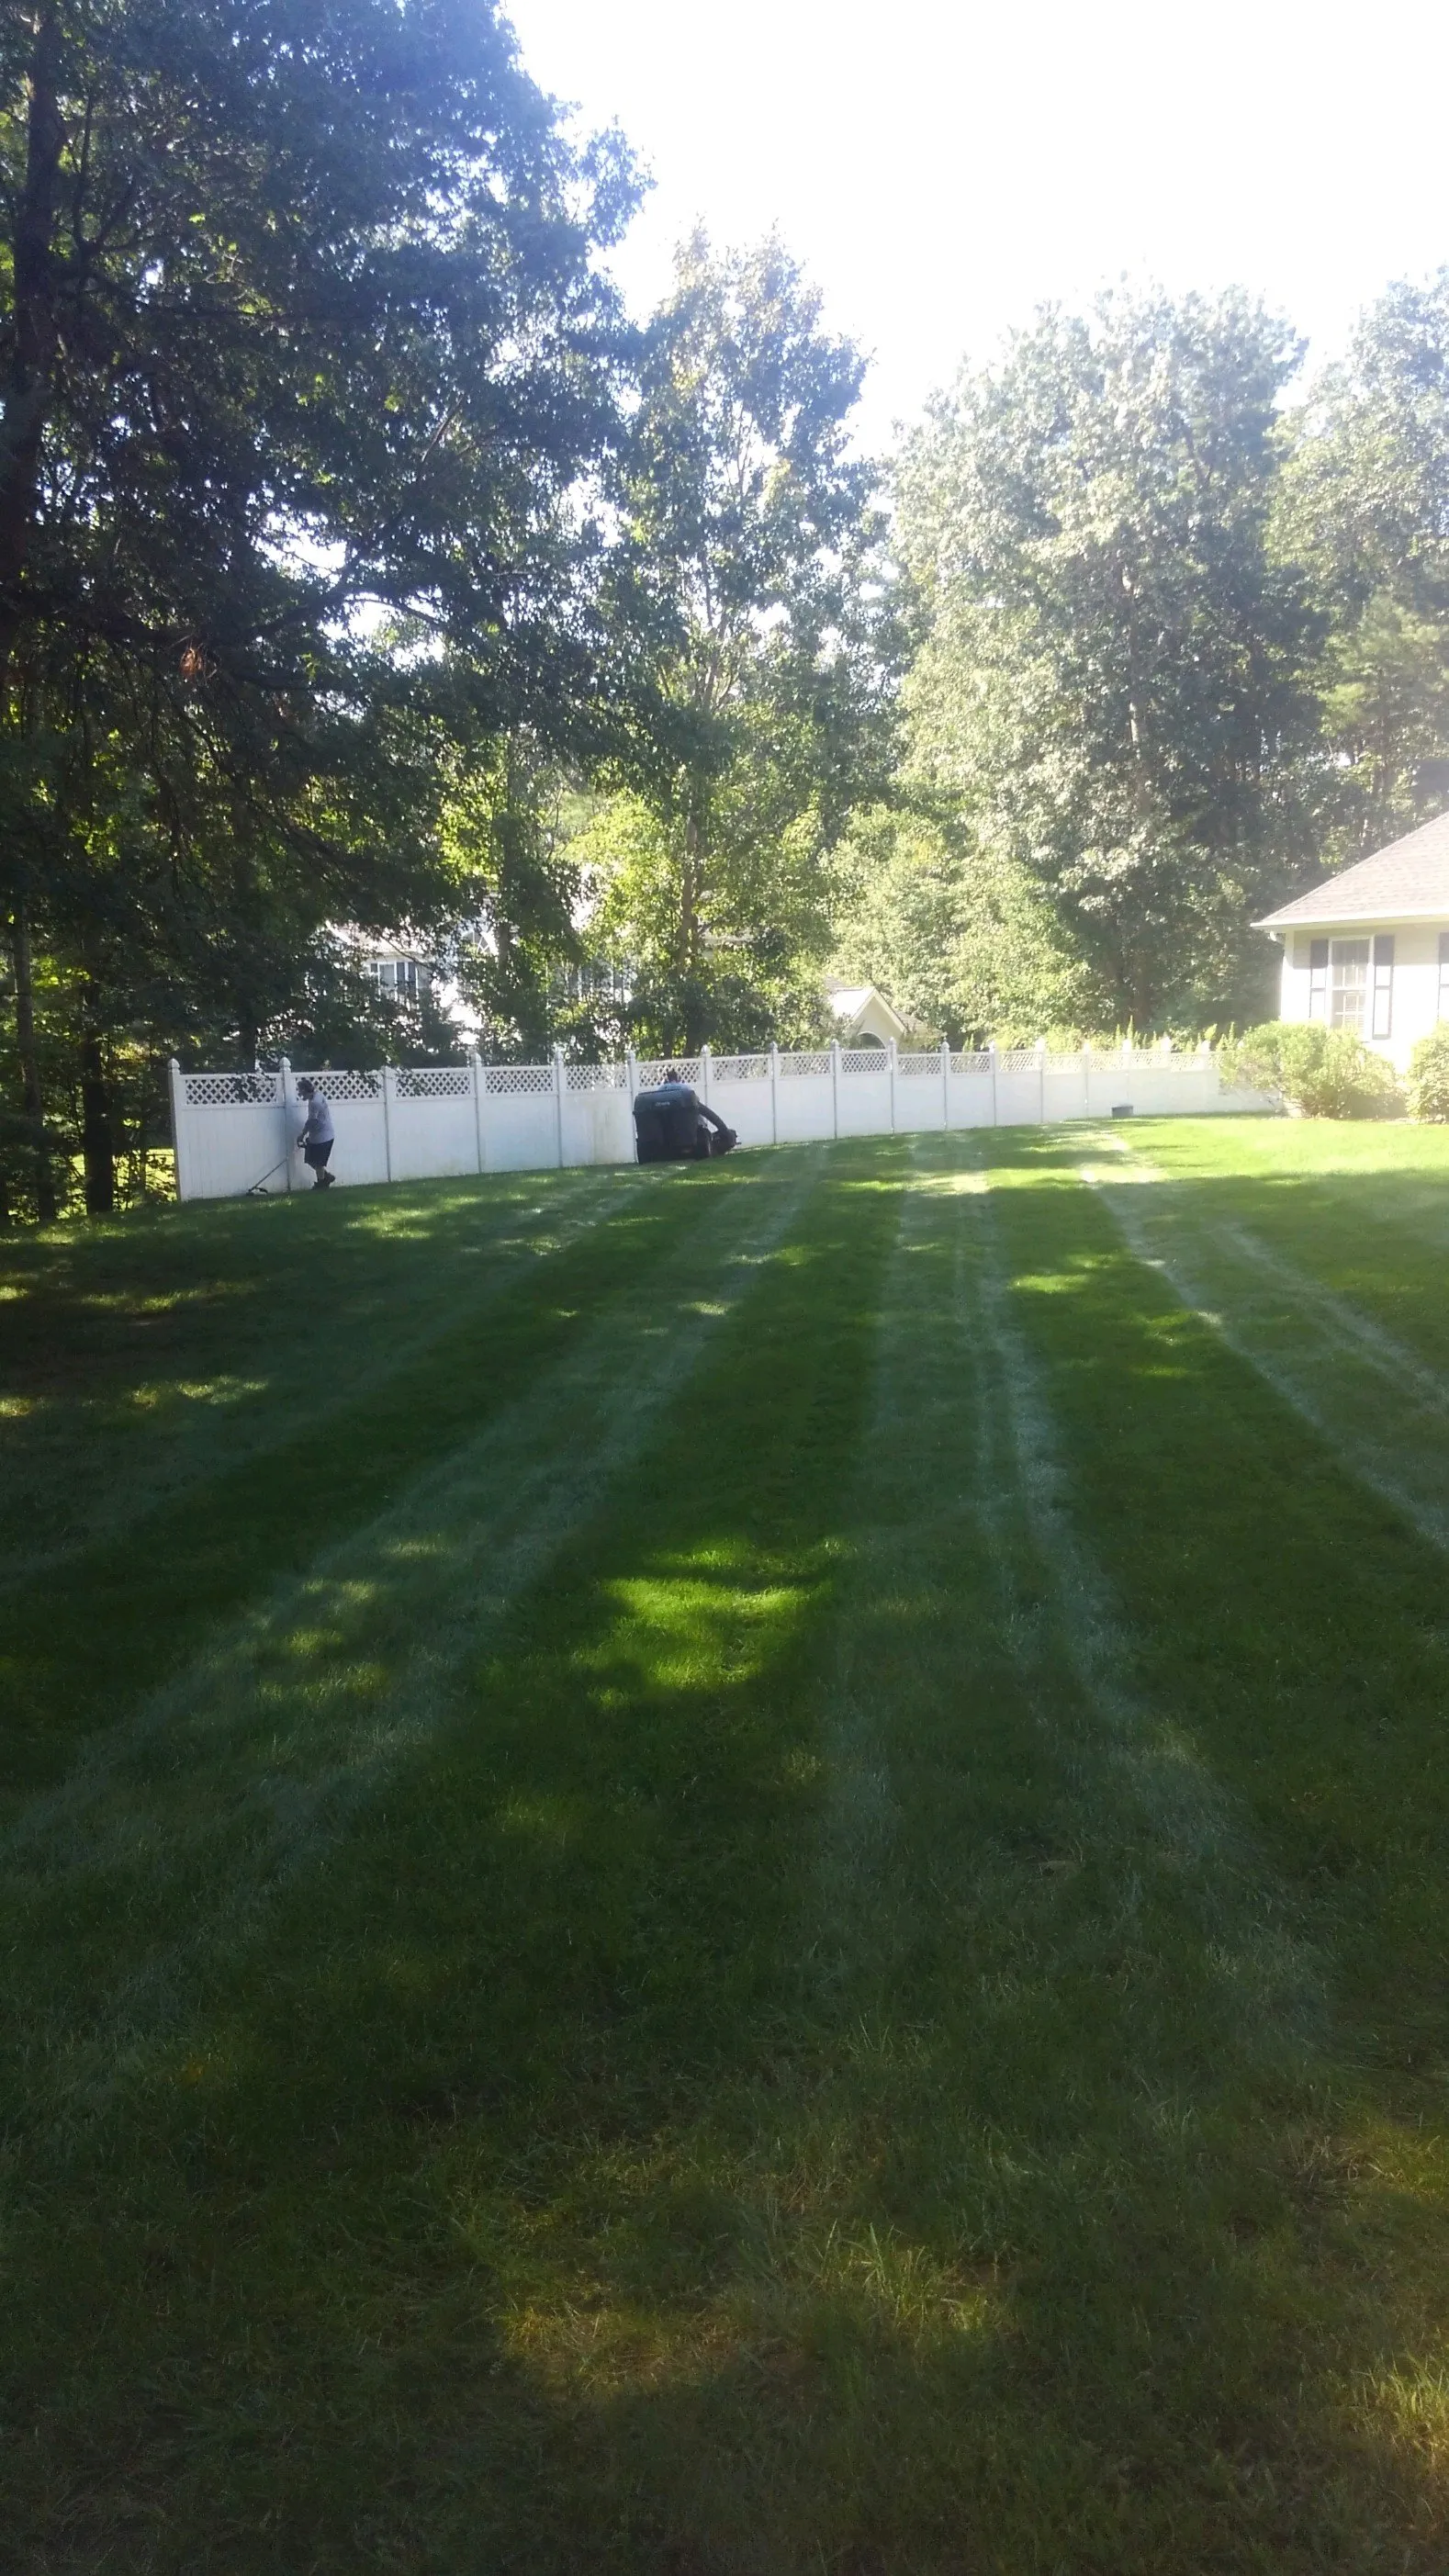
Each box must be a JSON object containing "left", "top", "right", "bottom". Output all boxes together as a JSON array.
[
  {"left": 994, "top": 1050, "right": 1047, "bottom": 1126},
  {"left": 562, "top": 1063, "right": 635, "bottom": 1167},
  {"left": 707, "top": 1054, "right": 775, "bottom": 1149},
  {"left": 837, "top": 1051, "right": 893, "bottom": 1136},
  {"left": 481, "top": 1064, "right": 558, "bottom": 1172},
  {"left": 387, "top": 1066, "right": 478, "bottom": 1181},
  {"left": 893, "top": 1051, "right": 948, "bottom": 1133},
  {"left": 947, "top": 1054, "right": 996, "bottom": 1129},
  {"left": 775, "top": 1054, "right": 836, "bottom": 1144},
  {"left": 172, "top": 1069, "right": 288, "bottom": 1199}
]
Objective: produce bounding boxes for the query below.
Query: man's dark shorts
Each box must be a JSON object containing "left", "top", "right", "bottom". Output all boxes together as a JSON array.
[{"left": 304, "top": 1142, "right": 333, "bottom": 1173}]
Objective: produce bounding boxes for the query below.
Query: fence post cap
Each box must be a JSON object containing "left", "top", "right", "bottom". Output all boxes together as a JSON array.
[{"left": 279, "top": 1056, "right": 291, "bottom": 1074}]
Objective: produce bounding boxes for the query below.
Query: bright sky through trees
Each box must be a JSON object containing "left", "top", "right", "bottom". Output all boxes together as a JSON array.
[{"left": 507, "top": 0, "right": 1449, "bottom": 447}]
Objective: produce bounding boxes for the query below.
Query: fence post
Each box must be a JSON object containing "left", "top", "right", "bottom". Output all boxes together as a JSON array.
[
  {"left": 940, "top": 1035, "right": 950, "bottom": 1131},
  {"left": 167, "top": 1057, "right": 187, "bottom": 1200},
  {"left": 700, "top": 1043, "right": 712, "bottom": 1112},
  {"left": 471, "top": 1052, "right": 485, "bottom": 1175},
  {"left": 769, "top": 1042, "right": 779, "bottom": 1144},
  {"left": 1082, "top": 1040, "right": 1091, "bottom": 1117},
  {"left": 831, "top": 1038, "right": 841, "bottom": 1139},
  {"left": 1037, "top": 1038, "right": 1047, "bottom": 1125},
  {"left": 888, "top": 1036, "right": 898, "bottom": 1132},
  {"left": 279, "top": 1057, "right": 295, "bottom": 1191},
  {"left": 552, "top": 1047, "right": 566, "bottom": 1166},
  {"left": 989, "top": 1041, "right": 998, "bottom": 1126},
  {"left": 380, "top": 1064, "right": 395, "bottom": 1181}
]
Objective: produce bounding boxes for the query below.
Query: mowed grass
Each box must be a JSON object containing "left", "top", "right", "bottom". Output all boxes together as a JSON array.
[{"left": 6, "top": 1119, "right": 1449, "bottom": 2570}]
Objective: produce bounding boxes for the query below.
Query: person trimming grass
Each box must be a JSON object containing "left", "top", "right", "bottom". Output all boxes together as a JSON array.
[{"left": 295, "top": 1076, "right": 335, "bottom": 1188}]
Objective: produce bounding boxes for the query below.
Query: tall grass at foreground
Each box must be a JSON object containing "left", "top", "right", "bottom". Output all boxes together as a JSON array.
[{"left": 5, "top": 1126, "right": 1449, "bottom": 2569}]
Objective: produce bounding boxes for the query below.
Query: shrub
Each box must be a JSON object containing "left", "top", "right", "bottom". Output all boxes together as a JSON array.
[
  {"left": 1407, "top": 1024, "right": 1449, "bottom": 1121},
  {"left": 1221, "top": 1021, "right": 1398, "bottom": 1119}
]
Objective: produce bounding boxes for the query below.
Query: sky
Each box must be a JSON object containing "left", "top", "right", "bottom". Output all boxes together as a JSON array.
[{"left": 506, "top": 0, "right": 1449, "bottom": 452}]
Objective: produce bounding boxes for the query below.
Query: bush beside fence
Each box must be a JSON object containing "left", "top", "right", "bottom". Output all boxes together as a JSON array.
[{"left": 168, "top": 1041, "right": 1264, "bottom": 1202}]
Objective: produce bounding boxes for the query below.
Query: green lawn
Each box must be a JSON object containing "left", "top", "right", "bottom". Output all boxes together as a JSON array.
[{"left": 6, "top": 1119, "right": 1449, "bottom": 2571}]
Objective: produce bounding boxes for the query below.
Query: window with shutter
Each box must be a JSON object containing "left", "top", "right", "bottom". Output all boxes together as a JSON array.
[
  {"left": 1329, "top": 939, "right": 1368, "bottom": 1030},
  {"left": 1309, "top": 939, "right": 1329, "bottom": 1020}
]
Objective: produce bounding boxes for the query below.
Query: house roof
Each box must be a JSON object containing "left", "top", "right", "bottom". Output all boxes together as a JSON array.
[
  {"left": 1256, "top": 808, "right": 1449, "bottom": 929},
  {"left": 824, "top": 979, "right": 910, "bottom": 1039}
]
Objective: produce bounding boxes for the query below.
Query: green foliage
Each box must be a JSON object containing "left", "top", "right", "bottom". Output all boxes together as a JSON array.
[
  {"left": 599, "top": 232, "right": 896, "bottom": 1052},
  {"left": 0, "top": 0, "right": 638, "bottom": 1206},
  {"left": 1274, "top": 275, "right": 1449, "bottom": 862},
  {"left": 828, "top": 803, "right": 1095, "bottom": 1044},
  {"left": 1406, "top": 1023, "right": 1449, "bottom": 1121},
  {"left": 1221, "top": 1019, "right": 1398, "bottom": 1117},
  {"left": 898, "top": 287, "right": 1320, "bottom": 1032}
]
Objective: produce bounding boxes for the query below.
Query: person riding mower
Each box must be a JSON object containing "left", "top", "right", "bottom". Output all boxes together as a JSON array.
[{"left": 632, "top": 1070, "right": 737, "bottom": 1164}]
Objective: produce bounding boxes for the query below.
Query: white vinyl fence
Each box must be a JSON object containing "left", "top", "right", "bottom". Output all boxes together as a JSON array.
[{"left": 168, "top": 1041, "right": 1264, "bottom": 1203}]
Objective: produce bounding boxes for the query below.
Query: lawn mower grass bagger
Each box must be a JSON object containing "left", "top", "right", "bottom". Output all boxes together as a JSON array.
[{"left": 632, "top": 1074, "right": 737, "bottom": 1164}]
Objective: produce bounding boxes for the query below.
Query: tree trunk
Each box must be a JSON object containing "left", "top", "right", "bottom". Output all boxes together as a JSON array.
[
  {"left": 10, "top": 902, "right": 56, "bottom": 1222},
  {"left": 0, "top": 10, "right": 64, "bottom": 689},
  {"left": 80, "top": 1027, "right": 114, "bottom": 1214}
]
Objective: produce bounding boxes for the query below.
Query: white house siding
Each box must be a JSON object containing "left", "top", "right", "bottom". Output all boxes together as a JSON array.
[{"left": 1276, "top": 920, "right": 1446, "bottom": 1072}]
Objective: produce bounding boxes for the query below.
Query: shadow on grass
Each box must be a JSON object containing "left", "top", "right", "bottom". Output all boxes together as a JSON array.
[{"left": 0, "top": 1163, "right": 785, "bottom": 1802}]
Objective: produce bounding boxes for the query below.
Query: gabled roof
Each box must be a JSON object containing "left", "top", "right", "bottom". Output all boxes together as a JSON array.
[
  {"left": 1257, "top": 809, "right": 1449, "bottom": 929},
  {"left": 824, "top": 979, "right": 911, "bottom": 1040}
]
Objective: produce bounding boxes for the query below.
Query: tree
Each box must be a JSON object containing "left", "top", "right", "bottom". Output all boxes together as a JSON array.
[
  {"left": 899, "top": 289, "right": 1321, "bottom": 1031},
  {"left": 589, "top": 231, "right": 896, "bottom": 1053},
  {"left": 1275, "top": 273, "right": 1449, "bottom": 861},
  {"left": 0, "top": 0, "right": 637, "bottom": 1210},
  {"left": 827, "top": 802, "right": 1093, "bottom": 1046}
]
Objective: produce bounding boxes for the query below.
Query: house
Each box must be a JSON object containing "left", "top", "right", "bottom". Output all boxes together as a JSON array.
[
  {"left": 824, "top": 979, "right": 933, "bottom": 1049},
  {"left": 1256, "top": 810, "right": 1449, "bottom": 1071}
]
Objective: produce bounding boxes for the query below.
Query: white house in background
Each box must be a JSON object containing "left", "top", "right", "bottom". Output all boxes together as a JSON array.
[
  {"left": 824, "top": 978, "right": 932, "bottom": 1048},
  {"left": 1256, "top": 809, "right": 1449, "bottom": 1071},
  {"left": 336, "top": 924, "right": 482, "bottom": 1042}
]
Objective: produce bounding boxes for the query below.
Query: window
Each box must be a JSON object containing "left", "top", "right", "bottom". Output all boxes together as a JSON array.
[
  {"left": 1371, "top": 934, "right": 1394, "bottom": 1040},
  {"left": 1308, "top": 939, "right": 1329, "bottom": 1019},
  {"left": 1329, "top": 938, "right": 1369, "bottom": 1031},
  {"left": 370, "top": 958, "right": 428, "bottom": 999}
]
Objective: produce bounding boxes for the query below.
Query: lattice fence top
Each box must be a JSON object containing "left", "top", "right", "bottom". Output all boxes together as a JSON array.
[
  {"left": 951, "top": 1052, "right": 994, "bottom": 1076},
  {"left": 181, "top": 1071, "right": 280, "bottom": 1108},
  {"left": 634, "top": 1059, "right": 702, "bottom": 1090},
  {"left": 396, "top": 1066, "right": 472, "bottom": 1099},
  {"left": 304, "top": 1069, "right": 382, "bottom": 1102},
  {"left": 711, "top": 1053, "right": 769, "bottom": 1083},
  {"left": 486, "top": 1063, "right": 555, "bottom": 1096},
  {"left": 996, "top": 1050, "right": 1042, "bottom": 1074},
  {"left": 839, "top": 1048, "right": 889, "bottom": 1075},
  {"left": 780, "top": 1050, "right": 832, "bottom": 1079},
  {"left": 566, "top": 1061, "right": 627, "bottom": 1091},
  {"left": 897, "top": 1051, "right": 944, "bottom": 1077}
]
